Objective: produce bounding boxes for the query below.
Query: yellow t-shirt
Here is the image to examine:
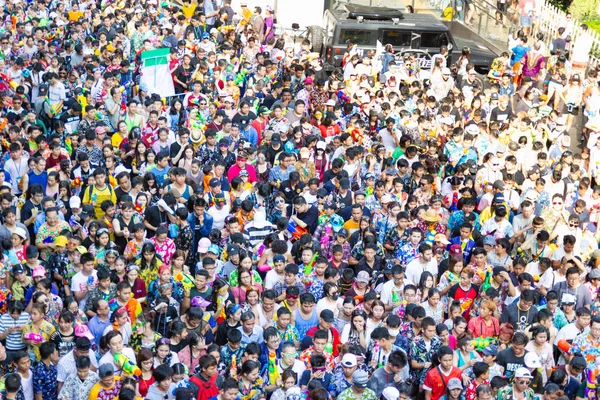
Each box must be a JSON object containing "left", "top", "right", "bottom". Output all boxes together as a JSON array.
[
  {"left": 82, "top": 184, "right": 117, "bottom": 219},
  {"left": 343, "top": 219, "right": 360, "bottom": 236},
  {"left": 68, "top": 10, "right": 84, "bottom": 21},
  {"left": 182, "top": 3, "right": 197, "bottom": 19}
]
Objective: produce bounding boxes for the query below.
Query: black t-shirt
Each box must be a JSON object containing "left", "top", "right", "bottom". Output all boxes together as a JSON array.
[
  {"left": 496, "top": 347, "right": 527, "bottom": 380},
  {"left": 144, "top": 206, "right": 169, "bottom": 238},
  {"left": 294, "top": 204, "right": 319, "bottom": 234},
  {"left": 489, "top": 105, "right": 513, "bottom": 125},
  {"left": 231, "top": 111, "right": 257, "bottom": 127},
  {"left": 20, "top": 200, "right": 42, "bottom": 238},
  {"left": 280, "top": 180, "right": 306, "bottom": 203}
]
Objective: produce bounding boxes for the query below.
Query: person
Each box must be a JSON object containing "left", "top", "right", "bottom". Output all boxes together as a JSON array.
[
  {"left": 496, "top": 367, "right": 535, "bottom": 400},
  {"left": 57, "top": 356, "right": 99, "bottom": 400},
  {"left": 337, "top": 370, "right": 377, "bottom": 400},
  {"left": 33, "top": 342, "right": 59, "bottom": 400},
  {"left": 423, "top": 346, "right": 464, "bottom": 400},
  {"left": 368, "top": 350, "right": 408, "bottom": 398},
  {"left": 88, "top": 364, "right": 122, "bottom": 400}
]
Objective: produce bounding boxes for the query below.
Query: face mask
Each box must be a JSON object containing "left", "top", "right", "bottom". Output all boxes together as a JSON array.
[
  {"left": 388, "top": 329, "right": 400, "bottom": 337},
  {"left": 330, "top": 294, "right": 339, "bottom": 301}
]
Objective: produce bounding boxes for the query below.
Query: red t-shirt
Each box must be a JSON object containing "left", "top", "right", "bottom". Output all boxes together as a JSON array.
[
  {"left": 448, "top": 284, "right": 479, "bottom": 322},
  {"left": 423, "top": 366, "right": 463, "bottom": 400}
]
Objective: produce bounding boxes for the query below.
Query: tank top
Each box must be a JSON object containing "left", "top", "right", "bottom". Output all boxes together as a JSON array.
[
  {"left": 28, "top": 170, "right": 47, "bottom": 190},
  {"left": 294, "top": 308, "right": 318, "bottom": 339}
]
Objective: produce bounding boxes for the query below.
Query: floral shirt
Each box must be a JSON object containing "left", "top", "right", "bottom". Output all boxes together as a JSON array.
[
  {"left": 570, "top": 333, "right": 600, "bottom": 372},
  {"left": 298, "top": 347, "right": 335, "bottom": 372},
  {"left": 57, "top": 370, "right": 99, "bottom": 400},
  {"left": 398, "top": 242, "right": 420, "bottom": 266},
  {"left": 337, "top": 387, "right": 377, "bottom": 400},
  {"left": 220, "top": 343, "right": 246, "bottom": 369},
  {"left": 238, "top": 377, "right": 265, "bottom": 400},
  {"left": 88, "top": 377, "right": 122, "bottom": 400},
  {"left": 175, "top": 225, "right": 194, "bottom": 266},
  {"left": 151, "top": 237, "right": 176, "bottom": 266},
  {"left": 466, "top": 379, "right": 489, "bottom": 400},
  {"left": 33, "top": 361, "right": 58, "bottom": 400},
  {"left": 135, "top": 259, "right": 163, "bottom": 290},
  {"left": 23, "top": 320, "right": 56, "bottom": 361},
  {"left": 497, "top": 385, "right": 535, "bottom": 400},
  {"left": 147, "top": 277, "right": 185, "bottom": 306},
  {"left": 384, "top": 227, "right": 410, "bottom": 258},
  {"left": 35, "top": 221, "right": 72, "bottom": 261},
  {"left": 124, "top": 239, "right": 151, "bottom": 261},
  {"left": 409, "top": 336, "right": 443, "bottom": 385},
  {"left": 448, "top": 211, "right": 481, "bottom": 233}
]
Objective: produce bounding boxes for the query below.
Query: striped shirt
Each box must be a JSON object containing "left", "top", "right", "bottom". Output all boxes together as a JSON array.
[{"left": 0, "top": 312, "right": 30, "bottom": 350}]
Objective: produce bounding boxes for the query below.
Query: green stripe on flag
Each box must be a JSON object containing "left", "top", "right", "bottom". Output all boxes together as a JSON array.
[{"left": 141, "top": 48, "right": 170, "bottom": 67}]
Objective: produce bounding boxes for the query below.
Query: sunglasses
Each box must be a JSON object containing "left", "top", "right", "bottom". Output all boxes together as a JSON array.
[{"left": 553, "top": 202, "right": 563, "bottom": 205}]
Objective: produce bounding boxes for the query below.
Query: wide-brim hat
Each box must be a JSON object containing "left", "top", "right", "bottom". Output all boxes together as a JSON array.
[{"left": 423, "top": 209, "right": 441, "bottom": 222}]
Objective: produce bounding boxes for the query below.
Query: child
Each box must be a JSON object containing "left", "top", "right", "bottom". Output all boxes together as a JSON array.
[
  {"left": 190, "top": 354, "right": 222, "bottom": 400},
  {"left": 299, "top": 354, "right": 333, "bottom": 390},
  {"left": 47, "top": 235, "right": 71, "bottom": 298},
  {"left": 219, "top": 329, "right": 245, "bottom": 373}
]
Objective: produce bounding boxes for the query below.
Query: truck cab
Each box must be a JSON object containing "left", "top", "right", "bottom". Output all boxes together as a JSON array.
[{"left": 322, "top": 4, "right": 496, "bottom": 75}]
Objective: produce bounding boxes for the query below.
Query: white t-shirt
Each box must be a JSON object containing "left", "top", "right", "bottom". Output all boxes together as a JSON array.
[
  {"left": 99, "top": 347, "right": 137, "bottom": 376},
  {"left": 19, "top": 370, "right": 33, "bottom": 400},
  {"left": 379, "top": 279, "right": 414, "bottom": 306},
  {"left": 264, "top": 270, "right": 284, "bottom": 290},
  {"left": 70, "top": 270, "right": 98, "bottom": 310},
  {"left": 208, "top": 204, "right": 231, "bottom": 231},
  {"left": 405, "top": 258, "right": 438, "bottom": 285}
]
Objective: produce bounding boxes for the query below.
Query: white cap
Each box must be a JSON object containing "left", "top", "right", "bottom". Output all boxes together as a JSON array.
[
  {"left": 382, "top": 387, "right": 400, "bottom": 400},
  {"left": 442, "top": 67, "right": 451, "bottom": 75},
  {"left": 114, "top": 164, "right": 131, "bottom": 176},
  {"left": 341, "top": 353, "right": 357, "bottom": 367},
  {"left": 524, "top": 352, "right": 542, "bottom": 369},
  {"left": 316, "top": 141, "right": 326, "bottom": 150},
  {"left": 224, "top": 96, "right": 235, "bottom": 103},
  {"left": 514, "top": 367, "right": 533, "bottom": 379},
  {"left": 325, "top": 99, "right": 336, "bottom": 106},
  {"left": 561, "top": 293, "right": 577, "bottom": 305},
  {"left": 13, "top": 227, "right": 27, "bottom": 240},
  {"left": 198, "top": 238, "right": 211, "bottom": 253},
  {"left": 70, "top": 197, "right": 81, "bottom": 209}
]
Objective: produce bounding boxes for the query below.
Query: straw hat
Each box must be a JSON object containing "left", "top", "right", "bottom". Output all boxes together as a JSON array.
[
  {"left": 423, "top": 209, "right": 441, "bottom": 223},
  {"left": 190, "top": 128, "right": 205, "bottom": 144}
]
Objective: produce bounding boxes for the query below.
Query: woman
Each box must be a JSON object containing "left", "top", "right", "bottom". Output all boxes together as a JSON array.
[
  {"left": 254, "top": 150, "right": 271, "bottom": 184},
  {"left": 88, "top": 228, "right": 115, "bottom": 265},
  {"left": 438, "top": 378, "right": 464, "bottom": 400},
  {"left": 525, "top": 325, "right": 554, "bottom": 383},
  {"left": 22, "top": 302, "right": 55, "bottom": 362},
  {"left": 313, "top": 142, "right": 329, "bottom": 182},
  {"left": 103, "top": 306, "right": 133, "bottom": 345},
  {"left": 561, "top": 74, "right": 584, "bottom": 132},
  {"left": 137, "top": 348, "right": 155, "bottom": 398},
  {"left": 269, "top": 193, "right": 288, "bottom": 224},
  {"left": 136, "top": 242, "right": 163, "bottom": 290},
  {"left": 153, "top": 338, "right": 180, "bottom": 368},
  {"left": 131, "top": 141, "right": 148, "bottom": 177},
  {"left": 238, "top": 360, "right": 265, "bottom": 400},
  {"left": 51, "top": 310, "right": 76, "bottom": 357},
  {"left": 177, "top": 146, "right": 195, "bottom": 171},
  {"left": 177, "top": 332, "right": 205, "bottom": 373},
  {"left": 35, "top": 207, "right": 71, "bottom": 261},
  {"left": 316, "top": 283, "right": 341, "bottom": 318},
  {"left": 421, "top": 288, "right": 444, "bottom": 324},
  {"left": 147, "top": 265, "right": 185, "bottom": 307},
  {"left": 365, "top": 300, "right": 385, "bottom": 340},
  {"left": 521, "top": 43, "right": 545, "bottom": 85},
  {"left": 125, "top": 265, "right": 147, "bottom": 304},
  {"left": 271, "top": 370, "right": 299, "bottom": 400},
  {"left": 215, "top": 304, "right": 243, "bottom": 347},
  {"left": 210, "top": 278, "right": 235, "bottom": 324},
  {"left": 453, "top": 335, "right": 480, "bottom": 370},
  {"left": 344, "top": 272, "right": 369, "bottom": 302},
  {"left": 0, "top": 209, "right": 28, "bottom": 245},
  {"left": 334, "top": 297, "right": 355, "bottom": 334},
  {"left": 229, "top": 253, "right": 263, "bottom": 288},
  {"left": 467, "top": 299, "right": 500, "bottom": 338},
  {"left": 113, "top": 202, "right": 141, "bottom": 253},
  {"left": 340, "top": 309, "right": 368, "bottom": 349},
  {"left": 46, "top": 171, "right": 60, "bottom": 198},
  {"left": 232, "top": 269, "right": 264, "bottom": 305},
  {"left": 416, "top": 271, "right": 435, "bottom": 303},
  {"left": 168, "top": 99, "right": 186, "bottom": 132}
]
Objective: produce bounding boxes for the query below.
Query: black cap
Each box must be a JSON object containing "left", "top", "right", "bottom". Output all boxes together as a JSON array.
[
  {"left": 340, "top": 178, "right": 350, "bottom": 189},
  {"left": 227, "top": 244, "right": 239, "bottom": 255},
  {"left": 219, "top": 138, "right": 229, "bottom": 147},
  {"left": 209, "top": 178, "right": 221, "bottom": 187},
  {"left": 271, "top": 133, "right": 281, "bottom": 143},
  {"left": 320, "top": 309, "right": 334, "bottom": 322}
]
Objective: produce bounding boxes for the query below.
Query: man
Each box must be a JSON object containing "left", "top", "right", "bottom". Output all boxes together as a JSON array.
[
  {"left": 555, "top": 305, "right": 591, "bottom": 363},
  {"left": 57, "top": 356, "right": 99, "bottom": 400},
  {"left": 337, "top": 370, "right": 377, "bottom": 400},
  {"left": 305, "top": 310, "right": 341, "bottom": 357},
  {"left": 84, "top": 268, "right": 117, "bottom": 318},
  {"left": 268, "top": 152, "right": 296, "bottom": 189},
  {"left": 237, "top": 311, "right": 264, "bottom": 345},
  {"left": 81, "top": 168, "right": 116, "bottom": 219},
  {"left": 500, "top": 289, "right": 538, "bottom": 332},
  {"left": 298, "top": 329, "right": 335, "bottom": 372},
  {"left": 405, "top": 243, "right": 438, "bottom": 284},
  {"left": 57, "top": 337, "right": 99, "bottom": 392},
  {"left": 496, "top": 367, "right": 535, "bottom": 400},
  {"left": 114, "top": 172, "right": 132, "bottom": 203},
  {"left": 496, "top": 332, "right": 529, "bottom": 379},
  {"left": 4, "top": 142, "right": 29, "bottom": 195},
  {"left": 33, "top": 342, "right": 59, "bottom": 400},
  {"left": 551, "top": 267, "right": 591, "bottom": 310},
  {"left": 290, "top": 196, "right": 319, "bottom": 235},
  {"left": 423, "top": 346, "right": 462, "bottom": 400},
  {"left": 107, "top": 281, "right": 142, "bottom": 325},
  {"left": 333, "top": 353, "right": 358, "bottom": 397},
  {"left": 87, "top": 300, "right": 111, "bottom": 346},
  {"left": 409, "top": 317, "right": 442, "bottom": 386}
]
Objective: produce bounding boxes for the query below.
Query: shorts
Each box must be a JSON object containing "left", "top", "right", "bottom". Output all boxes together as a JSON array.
[
  {"left": 520, "top": 15, "right": 532, "bottom": 27},
  {"left": 497, "top": 2, "right": 507, "bottom": 12}
]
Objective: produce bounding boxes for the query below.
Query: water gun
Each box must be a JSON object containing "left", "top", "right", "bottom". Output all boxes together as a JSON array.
[
  {"left": 472, "top": 337, "right": 496, "bottom": 350},
  {"left": 87, "top": 275, "right": 95, "bottom": 287},
  {"left": 480, "top": 267, "right": 493, "bottom": 293},
  {"left": 450, "top": 191, "right": 459, "bottom": 212},
  {"left": 43, "top": 236, "right": 56, "bottom": 244},
  {"left": 0, "top": 74, "right": 17, "bottom": 90},
  {"left": 77, "top": 90, "right": 88, "bottom": 116},
  {"left": 234, "top": 69, "right": 248, "bottom": 86},
  {"left": 230, "top": 355, "right": 238, "bottom": 379},
  {"left": 23, "top": 332, "right": 43, "bottom": 343},
  {"left": 0, "top": 118, "right": 8, "bottom": 132},
  {"left": 303, "top": 252, "right": 319, "bottom": 277},
  {"left": 267, "top": 351, "right": 280, "bottom": 385},
  {"left": 391, "top": 288, "right": 400, "bottom": 304},
  {"left": 373, "top": 342, "right": 382, "bottom": 367},
  {"left": 118, "top": 81, "right": 134, "bottom": 93},
  {"left": 65, "top": 138, "right": 73, "bottom": 155},
  {"left": 114, "top": 353, "right": 142, "bottom": 376},
  {"left": 324, "top": 343, "right": 333, "bottom": 355},
  {"left": 175, "top": 272, "right": 194, "bottom": 290},
  {"left": 71, "top": 176, "right": 82, "bottom": 187},
  {"left": 135, "top": 203, "right": 144, "bottom": 213}
]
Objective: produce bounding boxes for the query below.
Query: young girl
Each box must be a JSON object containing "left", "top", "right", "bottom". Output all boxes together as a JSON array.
[
  {"left": 141, "top": 150, "right": 157, "bottom": 175},
  {"left": 171, "top": 250, "right": 193, "bottom": 286},
  {"left": 65, "top": 296, "right": 88, "bottom": 325},
  {"left": 89, "top": 228, "right": 114, "bottom": 264},
  {"left": 137, "top": 348, "right": 155, "bottom": 398},
  {"left": 110, "top": 256, "right": 127, "bottom": 284},
  {"left": 178, "top": 146, "right": 195, "bottom": 171},
  {"left": 177, "top": 332, "right": 205, "bottom": 373},
  {"left": 153, "top": 337, "right": 180, "bottom": 368},
  {"left": 104, "top": 306, "right": 133, "bottom": 345},
  {"left": 416, "top": 271, "right": 435, "bottom": 303},
  {"left": 124, "top": 223, "right": 148, "bottom": 262},
  {"left": 51, "top": 310, "right": 76, "bottom": 357},
  {"left": 453, "top": 335, "right": 480, "bottom": 371},
  {"left": 22, "top": 303, "right": 56, "bottom": 362}
]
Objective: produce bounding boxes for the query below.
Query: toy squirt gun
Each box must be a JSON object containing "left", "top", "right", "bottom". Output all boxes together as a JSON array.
[
  {"left": 267, "top": 351, "right": 280, "bottom": 386},
  {"left": 114, "top": 353, "right": 142, "bottom": 376},
  {"left": 302, "top": 252, "right": 319, "bottom": 285}
]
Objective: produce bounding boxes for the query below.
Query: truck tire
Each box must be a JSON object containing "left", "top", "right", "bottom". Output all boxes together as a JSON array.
[{"left": 307, "top": 25, "right": 325, "bottom": 54}]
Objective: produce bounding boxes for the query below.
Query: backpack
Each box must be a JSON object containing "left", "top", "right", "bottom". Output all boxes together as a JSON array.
[
  {"left": 85, "top": 184, "right": 114, "bottom": 202},
  {"left": 190, "top": 374, "right": 220, "bottom": 400}
]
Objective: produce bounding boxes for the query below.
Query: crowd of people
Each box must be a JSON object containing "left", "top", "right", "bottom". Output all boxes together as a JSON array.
[{"left": 0, "top": 1, "right": 597, "bottom": 400}]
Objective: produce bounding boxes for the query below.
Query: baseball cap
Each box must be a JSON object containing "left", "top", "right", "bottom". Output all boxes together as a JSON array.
[
  {"left": 320, "top": 309, "right": 334, "bottom": 323},
  {"left": 32, "top": 266, "right": 46, "bottom": 278},
  {"left": 341, "top": 353, "right": 357, "bottom": 367},
  {"left": 259, "top": 106, "right": 270, "bottom": 115},
  {"left": 271, "top": 133, "right": 281, "bottom": 144},
  {"left": 99, "top": 363, "right": 115, "bottom": 378},
  {"left": 352, "top": 370, "right": 369, "bottom": 388},
  {"left": 190, "top": 296, "right": 211, "bottom": 308},
  {"left": 483, "top": 235, "right": 496, "bottom": 246},
  {"left": 561, "top": 293, "right": 576, "bottom": 305},
  {"left": 441, "top": 67, "right": 451, "bottom": 75},
  {"left": 448, "top": 244, "right": 462, "bottom": 255},
  {"left": 209, "top": 178, "right": 221, "bottom": 187},
  {"left": 481, "top": 344, "right": 498, "bottom": 356},
  {"left": 198, "top": 238, "right": 211, "bottom": 253},
  {"left": 434, "top": 233, "right": 449, "bottom": 245},
  {"left": 356, "top": 271, "right": 370, "bottom": 283},
  {"left": 11, "top": 265, "right": 24, "bottom": 275},
  {"left": 447, "top": 378, "right": 463, "bottom": 390},
  {"left": 524, "top": 352, "right": 542, "bottom": 369},
  {"left": 493, "top": 192, "right": 505, "bottom": 203},
  {"left": 330, "top": 214, "right": 344, "bottom": 233},
  {"left": 382, "top": 387, "right": 400, "bottom": 400},
  {"left": 273, "top": 254, "right": 286, "bottom": 263},
  {"left": 55, "top": 236, "right": 68, "bottom": 247},
  {"left": 75, "top": 324, "right": 95, "bottom": 340},
  {"left": 227, "top": 244, "right": 240, "bottom": 255},
  {"left": 69, "top": 197, "right": 81, "bottom": 209},
  {"left": 207, "top": 244, "right": 221, "bottom": 255},
  {"left": 213, "top": 193, "right": 226, "bottom": 203},
  {"left": 337, "top": 228, "right": 349, "bottom": 238},
  {"left": 493, "top": 180, "right": 505, "bottom": 190},
  {"left": 490, "top": 93, "right": 499, "bottom": 100},
  {"left": 590, "top": 268, "right": 600, "bottom": 279},
  {"left": 514, "top": 367, "right": 533, "bottom": 379}
]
